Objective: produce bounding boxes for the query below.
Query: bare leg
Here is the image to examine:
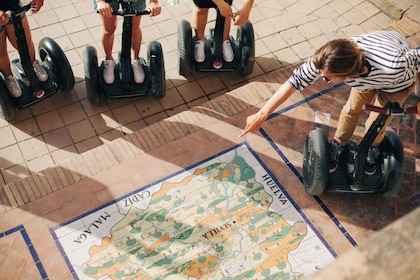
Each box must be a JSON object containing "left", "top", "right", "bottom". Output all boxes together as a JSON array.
[
  {"left": 223, "top": 15, "right": 231, "bottom": 41},
  {"left": 0, "top": 29, "right": 12, "bottom": 77},
  {"left": 4, "top": 17, "right": 36, "bottom": 63},
  {"left": 131, "top": 16, "right": 142, "bottom": 60},
  {"left": 193, "top": 6, "right": 208, "bottom": 40},
  {"left": 100, "top": 15, "right": 117, "bottom": 60}
]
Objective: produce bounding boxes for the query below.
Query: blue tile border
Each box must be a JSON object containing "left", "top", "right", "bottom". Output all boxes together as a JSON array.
[
  {"left": 0, "top": 225, "right": 48, "bottom": 280},
  {"left": 409, "top": 192, "right": 420, "bottom": 207}
]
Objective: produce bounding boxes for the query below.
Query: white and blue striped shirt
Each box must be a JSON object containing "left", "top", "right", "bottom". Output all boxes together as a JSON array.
[{"left": 288, "top": 30, "right": 420, "bottom": 93}]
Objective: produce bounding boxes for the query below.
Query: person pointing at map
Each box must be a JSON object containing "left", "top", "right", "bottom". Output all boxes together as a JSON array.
[{"left": 239, "top": 30, "right": 420, "bottom": 175}]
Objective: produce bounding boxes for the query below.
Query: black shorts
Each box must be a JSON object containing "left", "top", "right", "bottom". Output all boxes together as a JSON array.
[
  {"left": 0, "top": 0, "right": 20, "bottom": 11},
  {"left": 192, "top": 0, "right": 218, "bottom": 9}
]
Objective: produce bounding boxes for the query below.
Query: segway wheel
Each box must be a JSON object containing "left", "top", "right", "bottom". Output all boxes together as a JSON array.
[
  {"left": 38, "top": 37, "right": 75, "bottom": 91},
  {"left": 302, "top": 128, "right": 328, "bottom": 195},
  {"left": 237, "top": 21, "right": 255, "bottom": 76},
  {"left": 178, "top": 20, "right": 193, "bottom": 78},
  {"left": 0, "top": 83, "right": 15, "bottom": 120},
  {"left": 83, "top": 46, "right": 101, "bottom": 104},
  {"left": 378, "top": 132, "right": 404, "bottom": 198},
  {"left": 148, "top": 41, "right": 166, "bottom": 98}
]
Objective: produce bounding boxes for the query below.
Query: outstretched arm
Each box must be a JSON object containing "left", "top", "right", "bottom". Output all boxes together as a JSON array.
[
  {"left": 233, "top": 0, "right": 254, "bottom": 25},
  {"left": 239, "top": 82, "right": 296, "bottom": 137}
]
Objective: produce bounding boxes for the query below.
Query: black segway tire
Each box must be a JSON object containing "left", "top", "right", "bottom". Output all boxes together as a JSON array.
[
  {"left": 38, "top": 37, "right": 75, "bottom": 91},
  {"left": 378, "top": 131, "right": 404, "bottom": 198},
  {"left": 148, "top": 41, "right": 165, "bottom": 98},
  {"left": 83, "top": 46, "right": 101, "bottom": 104},
  {"left": 178, "top": 20, "right": 193, "bottom": 78},
  {"left": 238, "top": 21, "right": 255, "bottom": 76},
  {"left": 302, "top": 128, "right": 328, "bottom": 195},
  {"left": 0, "top": 82, "right": 15, "bottom": 120}
]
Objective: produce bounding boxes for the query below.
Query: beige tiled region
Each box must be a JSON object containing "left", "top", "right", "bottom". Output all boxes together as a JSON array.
[{"left": 0, "top": 0, "right": 399, "bottom": 186}]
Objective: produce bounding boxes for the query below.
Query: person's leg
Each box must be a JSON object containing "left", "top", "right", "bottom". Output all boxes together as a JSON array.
[
  {"left": 193, "top": 6, "right": 208, "bottom": 62},
  {"left": 193, "top": 6, "right": 209, "bottom": 41},
  {"left": 101, "top": 16, "right": 117, "bottom": 61},
  {"left": 369, "top": 83, "right": 416, "bottom": 147},
  {"left": 223, "top": 16, "right": 230, "bottom": 41},
  {"left": 329, "top": 88, "right": 376, "bottom": 173},
  {"left": 0, "top": 28, "right": 12, "bottom": 77},
  {"left": 6, "top": 16, "right": 48, "bottom": 82},
  {"left": 222, "top": 16, "right": 233, "bottom": 62},
  {"left": 0, "top": 26, "right": 22, "bottom": 97},
  {"left": 101, "top": 15, "right": 117, "bottom": 84},
  {"left": 333, "top": 88, "right": 377, "bottom": 146},
  {"left": 131, "top": 16, "right": 145, "bottom": 83},
  {"left": 131, "top": 16, "right": 142, "bottom": 60},
  {"left": 23, "top": 17, "right": 48, "bottom": 82}
]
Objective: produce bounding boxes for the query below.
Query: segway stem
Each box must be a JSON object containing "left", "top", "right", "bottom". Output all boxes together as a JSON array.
[
  {"left": 353, "top": 109, "right": 390, "bottom": 187},
  {"left": 121, "top": 9, "right": 134, "bottom": 86},
  {"left": 353, "top": 102, "right": 408, "bottom": 187},
  {"left": 11, "top": 4, "right": 41, "bottom": 92},
  {"left": 213, "top": 0, "right": 232, "bottom": 66},
  {"left": 214, "top": 12, "right": 224, "bottom": 62}
]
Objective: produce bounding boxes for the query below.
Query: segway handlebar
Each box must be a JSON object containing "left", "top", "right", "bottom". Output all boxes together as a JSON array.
[
  {"left": 96, "top": 9, "right": 150, "bottom": 17},
  {"left": 363, "top": 103, "right": 418, "bottom": 116},
  {"left": 5, "top": 2, "right": 32, "bottom": 17}
]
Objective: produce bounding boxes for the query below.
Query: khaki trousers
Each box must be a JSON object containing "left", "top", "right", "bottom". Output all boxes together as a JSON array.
[{"left": 333, "top": 82, "right": 417, "bottom": 147}]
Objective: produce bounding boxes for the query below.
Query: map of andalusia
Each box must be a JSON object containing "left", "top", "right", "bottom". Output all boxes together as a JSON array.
[{"left": 52, "top": 143, "right": 335, "bottom": 279}]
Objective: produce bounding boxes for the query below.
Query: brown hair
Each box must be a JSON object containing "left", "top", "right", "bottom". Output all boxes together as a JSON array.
[{"left": 312, "top": 39, "right": 365, "bottom": 78}]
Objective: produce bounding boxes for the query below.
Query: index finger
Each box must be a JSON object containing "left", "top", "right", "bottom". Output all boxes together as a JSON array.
[{"left": 238, "top": 127, "right": 251, "bottom": 138}]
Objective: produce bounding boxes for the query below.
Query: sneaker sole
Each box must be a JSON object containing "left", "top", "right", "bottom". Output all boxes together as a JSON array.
[
  {"left": 364, "top": 168, "right": 377, "bottom": 176},
  {"left": 329, "top": 164, "right": 338, "bottom": 174}
]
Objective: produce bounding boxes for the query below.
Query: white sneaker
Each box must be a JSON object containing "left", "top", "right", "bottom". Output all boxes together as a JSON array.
[
  {"left": 4, "top": 75, "right": 22, "bottom": 98},
  {"left": 222, "top": 40, "right": 234, "bottom": 62},
  {"left": 194, "top": 39, "right": 205, "bottom": 62},
  {"left": 103, "top": 60, "right": 115, "bottom": 84},
  {"left": 33, "top": 60, "right": 48, "bottom": 82},
  {"left": 132, "top": 60, "right": 145, "bottom": 84}
]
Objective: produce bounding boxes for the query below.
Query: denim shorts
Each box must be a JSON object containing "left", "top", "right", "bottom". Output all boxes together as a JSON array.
[
  {"left": 0, "top": 14, "right": 26, "bottom": 33},
  {"left": 93, "top": 0, "right": 146, "bottom": 12}
]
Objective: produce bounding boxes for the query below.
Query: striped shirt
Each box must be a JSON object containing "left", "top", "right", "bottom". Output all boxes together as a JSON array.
[{"left": 287, "top": 30, "right": 420, "bottom": 93}]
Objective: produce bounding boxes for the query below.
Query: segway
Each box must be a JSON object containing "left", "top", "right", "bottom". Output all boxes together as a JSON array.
[
  {"left": 84, "top": 1, "right": 165, "bottom": 105},
  {"left": 302, "top": 102, "right": 417, "bottom": 198},
  {"left": 178, "top": 0, "right": 255, "bottom": 78},
  {"left": 0, "top": 3, "right": 75, "bottom": 120}
]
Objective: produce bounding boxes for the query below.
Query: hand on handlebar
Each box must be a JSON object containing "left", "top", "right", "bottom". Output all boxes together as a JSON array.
[
  {"left": 97, "top": 1, "right": 113, "bottom": 17},
  {"left": 146, "top": 2, "right": 161, "bottom": 17},
  {"left": 363, "top": 102, "right": 418, "bottom": 115},
  {"left": 216, "top": 2, "right": 233, "bottom": 19},
  {"left": 30, "top": 0, "right": 44, "bottom": 13},
  {"left": 0, "top": 10, "right": 9, "bottom": 26}
]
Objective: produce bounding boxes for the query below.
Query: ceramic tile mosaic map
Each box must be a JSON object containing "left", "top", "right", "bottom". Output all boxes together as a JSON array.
[{"left": 52, "top": 143, "right": 335, "bottom": 279}]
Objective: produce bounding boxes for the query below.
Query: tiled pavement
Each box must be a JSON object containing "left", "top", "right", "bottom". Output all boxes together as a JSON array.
[
  {"left": 0, "top": 0, "right": 409, "bottom": 186},
  {"left": 1, "top": 0, "right": 420, "bottom": 279}
]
